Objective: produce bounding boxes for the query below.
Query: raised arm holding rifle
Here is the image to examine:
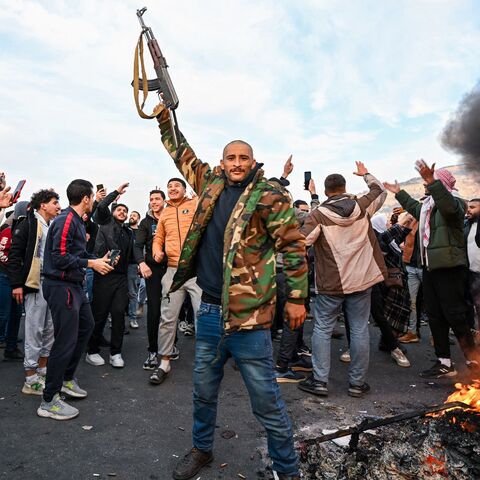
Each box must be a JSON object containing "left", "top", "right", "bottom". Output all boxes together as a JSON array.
[{"left": 132, "top": 9, "right": 306, "bottom": 479}]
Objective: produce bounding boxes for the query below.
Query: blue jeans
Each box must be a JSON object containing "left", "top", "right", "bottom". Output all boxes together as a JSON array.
[
  {"left": 0, "top": 271, "right": 23, "bottom": 350},
  {"left": 193, "top": 303, "right": 298, "bottom": 476},
  {"left": 127, "top": 264, "right": 139, "bottom": 319},
  {"left": 312, "top": 289, "right": 371, "bottom": 386},
  {"left": 406, "top": 265, "right": 423, "bottom": 332}
]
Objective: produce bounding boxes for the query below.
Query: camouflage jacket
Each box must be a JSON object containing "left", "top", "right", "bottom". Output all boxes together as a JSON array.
[{"left": 156, "top": 110, "right": 308, "bottom": 331}]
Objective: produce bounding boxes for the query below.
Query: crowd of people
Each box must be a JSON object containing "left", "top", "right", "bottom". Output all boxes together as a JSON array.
[{"left": 0, "top": 104, "right": 479, "bottom": 480}]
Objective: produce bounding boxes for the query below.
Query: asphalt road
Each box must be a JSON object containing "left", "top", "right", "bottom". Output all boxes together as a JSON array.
[{"left": 0, "top": 312, "right": 470, "bottom": 480}]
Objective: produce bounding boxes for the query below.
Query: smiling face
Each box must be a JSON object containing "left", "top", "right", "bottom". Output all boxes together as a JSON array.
[
  {"left": 149, "top": 193, "right": 165, "bottom": 214},
  {"left": 129, "top": 211, "right": 140, "bottom": 226},
  {"left": 220, "top": 141, "right": 256, "bottom": 183},
  {"left": 167, "top": 181, "right": 186, "bottom": 202}
]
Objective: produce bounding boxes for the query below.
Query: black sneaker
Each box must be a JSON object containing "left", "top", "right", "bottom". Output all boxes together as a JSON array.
[
  {"left": 173, "top": 447, "right": 213, "bottom": 480},
  {"left": 170, "top": 346, "right": 180, "bottom": 361},
  {"left": 289, "top": 356, "right": 313, "bottom": 372},
  {"left": 419, "top": 361, "right": 457, "bottom": 379},
  {"left": 277, "top": 475, "right": 300, "bottom": 480},
  {"left": 149, "top": 368, "right": 169, "bottom": 385},
  {"left": 183, "top": 324, "right": 195, "bottom": 337},
  {"left": 297, "top": 345, "right": 312, "bottom": 357},
  {"left": 4, "top": 348, "right": 23, "bottom": 361},
  {"left": 143, "top": 352, "right": 158, "bottom": 370},
  {"left": 275, "top": 368, "right": 305, "bottom": 383},
  {"left": 298, "top": 375, "right": 328, "bottom": 396},
  {"left": 348, "top": 383, "right": 370, "bottom": 398}
]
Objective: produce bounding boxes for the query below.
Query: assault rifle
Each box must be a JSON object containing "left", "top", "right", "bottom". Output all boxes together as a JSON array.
[{"left": 133, "top": 7, "right": 180, "bottom": 147}]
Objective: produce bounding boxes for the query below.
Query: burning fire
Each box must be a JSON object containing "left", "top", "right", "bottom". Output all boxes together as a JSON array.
[{"left": 443, "top": 380, "right": 480, "bottom": 411}]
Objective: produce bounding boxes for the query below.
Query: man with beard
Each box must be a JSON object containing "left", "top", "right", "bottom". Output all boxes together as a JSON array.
[
  {"left": 127, "top": 211, "right": 141, "bottom": 329},
  {"left": 465, "top": 198, "right": 480, "bottom": 329},
  {"left": 86, "top": 182, "right": 133, "bottom": 368},
  {"left": 385, "top": 163, "right": 477, "bottom": 378},
  {"left": 133, "top": 190, "right": 168, "bottom": 370},
  {"left": 38, "top": 179, "right": 112, "bottom": 420},
  {"left": 153, "top": 104, "right": 307, "bottom": 480}
]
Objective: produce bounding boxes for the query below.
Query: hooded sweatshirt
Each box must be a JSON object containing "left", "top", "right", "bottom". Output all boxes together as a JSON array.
[{"left": 302, "top": 173, "right": 387, "bottom": 295}]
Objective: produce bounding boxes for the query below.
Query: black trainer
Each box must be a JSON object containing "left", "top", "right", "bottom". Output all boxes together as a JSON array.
[
  {"left": 419, "top": 361, "right": 457, "bottom": 379},
  {"left": 297, "top": 375, "right": 328, "bottom": 396},
  {"left": 348, "top": 383, "right": 370, "bottom": 398},
  {"left": 172, "top": 447, "right": 213, "bottom": 480},
  {"left": 277, "top": 474, "right": 300, "bottom": 480},
  {"left": 289, "top": 356, "right": 313, "bottom": 372},
  {"left": 149, "top": 368, "right": 169, "bottom": 385}
]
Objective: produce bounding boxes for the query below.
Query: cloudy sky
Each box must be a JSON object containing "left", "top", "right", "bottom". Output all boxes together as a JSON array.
[{"left": 1, "top": 0, "right": 479, "bottom": 213}]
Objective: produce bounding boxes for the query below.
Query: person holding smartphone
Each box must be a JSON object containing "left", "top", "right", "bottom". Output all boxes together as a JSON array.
[
  {"left": 38, "top": 179, "right": 113, "bottom": 421},
  {"left": 85, "top": 182, "right": 133, "bottom": 369}
]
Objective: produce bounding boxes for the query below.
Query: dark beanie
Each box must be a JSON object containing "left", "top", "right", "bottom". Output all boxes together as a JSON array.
[
  {"left": 168, "top": 177, "right": 187, "bottom": 189},
  {"left": 112, "top": 203, "right": 129, "bottom": 213}
]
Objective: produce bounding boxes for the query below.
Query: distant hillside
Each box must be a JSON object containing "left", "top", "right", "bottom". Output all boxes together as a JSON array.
[{"left": 379, "top": 164, "right": 479, "bottom": 213}]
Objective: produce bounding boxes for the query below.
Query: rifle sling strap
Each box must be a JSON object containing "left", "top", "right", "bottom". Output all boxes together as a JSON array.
[{"left": 133, "top": 34, "right": 159, "bottom": 119}]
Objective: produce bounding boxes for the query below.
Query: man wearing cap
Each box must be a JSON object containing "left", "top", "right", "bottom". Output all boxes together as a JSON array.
[
  {"left": 86, "top": 182, "right": 133, "bottom": 368},
  {"left": 384, "top": 162, "right": 477, "bottom": 378}
]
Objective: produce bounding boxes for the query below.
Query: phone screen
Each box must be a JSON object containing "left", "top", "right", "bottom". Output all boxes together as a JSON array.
[
  {"left": 13, "top": 180, "right": 26, "bottom": 201},
  {"left": 96, "top": 184, "right": 104, "bottom": 191},
  {"left": 304, "top": 172, "right": 312, "bottom": 190}
]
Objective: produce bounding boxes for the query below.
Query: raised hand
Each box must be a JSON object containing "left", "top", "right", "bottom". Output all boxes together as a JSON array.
[
  {"left": 308, "top": 178, "right": 317, "bottom": 195},
  {"left": 0, "top": 186, "right": 13, "bottom": 208},
  {"left": 95, "top": 188, "right": 107, "bottom": 202},
  {"left": 116, "top": 182, "right": 130, "bottom": 195},
  {"left": 383, "top": 181, "right": 401, "bottom": 194},
  {"left": 282, "top": 155, "right": 294, "bottom": 179},
  {"left": 353, "top": 161, "right": 369, "bottom": 176},
  {"left": 416, "top": 159, "right": 435, "bottom": 185}
]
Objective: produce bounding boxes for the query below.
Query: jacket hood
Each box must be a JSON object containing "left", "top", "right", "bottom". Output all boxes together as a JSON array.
[{"left": 320, "top": 194, "right": 360, "bottom": 226}]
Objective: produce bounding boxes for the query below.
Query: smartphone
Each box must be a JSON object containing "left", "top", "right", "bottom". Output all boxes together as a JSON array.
[
  {"left": 96, "top": 184, "right": 104, "bottom": 191},
  {"left": 414, "top": 159, "right": 427, "bottom": 173},
  {"left": 109, "top": 249, "right": 121, "bottom": 266},
  {"left": 304, "top": 171, "right": 311, "bottom": 190},
  {"left": 12, "top": 180, "right": 26, "bottom": 202},
  {"left": 0, "top": 173, "right": 5, "bottom": 191}
]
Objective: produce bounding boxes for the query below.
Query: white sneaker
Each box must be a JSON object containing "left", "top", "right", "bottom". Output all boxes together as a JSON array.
[
  {"left": 129, "top": 319, "right": 139, "bottom": 329},
  {"left": 340, "top": 349, "right": 351, "bottom": 363},
  {"left": 85, "top": 353, "right": 105, "bottom": 366},
  {"left": 110, "top": 354, "right": 125, "bottom": 368},
  {"left": 391, "top": 347, "right": 411, "bottom": 368},
  {"left": 22, "top": 376, "right": 44, "bottom": 396}
]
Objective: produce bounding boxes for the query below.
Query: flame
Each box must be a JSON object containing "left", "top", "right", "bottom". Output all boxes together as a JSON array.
[{"left": 444, "top": 381, "right": 480, "bottom": 411}]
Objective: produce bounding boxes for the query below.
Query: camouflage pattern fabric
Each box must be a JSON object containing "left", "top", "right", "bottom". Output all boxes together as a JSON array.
[{"left": 156, "top": 109, "right": 308, "bottom": 331}]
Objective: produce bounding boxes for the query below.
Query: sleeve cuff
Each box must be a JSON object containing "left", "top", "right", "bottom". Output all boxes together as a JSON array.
[
  {"left": 286, "top": 298, "right": 305, "bottom": 305},
  {"left": 79, "top": 258, "right": 89, "bottom": 268}
]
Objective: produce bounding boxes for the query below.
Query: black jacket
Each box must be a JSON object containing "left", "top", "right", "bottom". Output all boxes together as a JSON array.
[
  {"left": 134, "top": 211, "right": 167, "bottom": 269},
  {"left": 8, "top": 210, "right": 39, "bottom": 293},
  {"left": 93, "top": 191, "right": 133, "bottom": 274},
  {"left": 43, "top": 207, "right": 92, "bottom": 284}
]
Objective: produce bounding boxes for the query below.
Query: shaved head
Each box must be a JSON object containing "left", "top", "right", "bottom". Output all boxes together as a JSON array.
[{"left": 222, "top": 140, "right": 253, "bottom": 159}]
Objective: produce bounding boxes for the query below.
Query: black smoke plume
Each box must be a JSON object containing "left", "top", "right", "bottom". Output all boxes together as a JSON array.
[{"left": 441, "top": 82, "right": 480, "bottom": 177}]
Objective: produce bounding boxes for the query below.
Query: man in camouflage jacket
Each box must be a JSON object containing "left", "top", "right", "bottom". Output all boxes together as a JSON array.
[{"left": 154, "top": 106, "right": 307, "bottom": 480}]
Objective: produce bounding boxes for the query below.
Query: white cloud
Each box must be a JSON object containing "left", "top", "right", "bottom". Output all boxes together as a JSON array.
[{"left": 0, "top": 0, "right": 479, "bottom": 213}]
